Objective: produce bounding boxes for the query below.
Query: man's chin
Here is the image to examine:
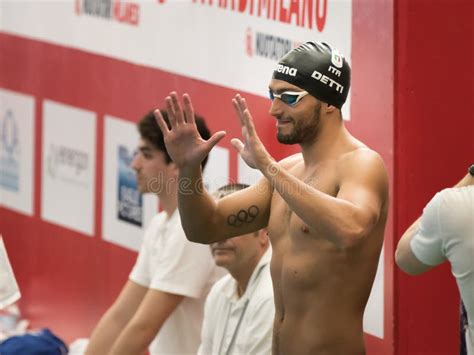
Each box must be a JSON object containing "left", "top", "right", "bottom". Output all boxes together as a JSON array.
[
  {"left": 277, "top": 133, "right": 298, "bottom": 145},
  {"left": 213, "top": 255, "right": 234, "bottom": 267}
]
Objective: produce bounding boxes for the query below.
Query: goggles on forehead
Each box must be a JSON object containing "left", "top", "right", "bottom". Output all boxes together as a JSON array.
[{"left": 269, "top": 90, "right": 309, "bottom": 106}]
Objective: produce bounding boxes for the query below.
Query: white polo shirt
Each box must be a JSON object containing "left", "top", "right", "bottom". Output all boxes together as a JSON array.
[
  {"left": 410, "top": 186, "right": 474, "bottom": 354},
  {"left": 198, "top": 247, "right": 274, "bottom": 355},
  {"left": 130, "top": 210, "right": 223, "bottom": 354}
]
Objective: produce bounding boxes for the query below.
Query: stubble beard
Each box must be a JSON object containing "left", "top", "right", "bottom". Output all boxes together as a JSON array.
[{"left": 276, "top": 103, "right": 321, "bottom": 145}]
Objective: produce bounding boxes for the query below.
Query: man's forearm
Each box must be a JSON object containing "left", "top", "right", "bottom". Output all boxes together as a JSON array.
[
  {"left": 395, "top": 217, "right": 421, "bottom": 267},
  {"left": 108, "top": 323, "right": 156, "bottom": 355},
  {"left": 86, "top": 311, "right": 128, "bottom": 355},
  {"left": 177, "top": 167, "right": 220, "bottom": 244}
]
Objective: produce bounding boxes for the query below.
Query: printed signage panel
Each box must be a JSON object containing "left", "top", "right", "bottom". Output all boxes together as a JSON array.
[
  {"left": 102, "top": 116, "right": 158, "bottom": 251},
  {"left": 0, "top": 0, "right": 352, "bottom": 118},
  {"left": 364, "top": 247, "right": 384, "bottom": 338},
  {"left": 41, "top": 100, "right": 96, "bottom": 236},
  {"left": 238, "top": 155, "right": 263, "bottom": 186},
  {"left": 0, "top": 89, "right": 35, "bottom": 216},
  {"left": 203, "top": 146, "right": 230, "bottom": 194}
]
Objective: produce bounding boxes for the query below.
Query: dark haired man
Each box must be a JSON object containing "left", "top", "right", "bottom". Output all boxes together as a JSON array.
[
  {"left": 155, "top": 42, "right": 389, "bottom": 354},
  {"left": 86, "top": 111, "right": 222, "bottom": 354}
]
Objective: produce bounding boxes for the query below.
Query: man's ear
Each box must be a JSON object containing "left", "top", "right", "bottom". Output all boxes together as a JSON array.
[
  {"left": 324, "top": 102, "right": 336, "bottom": 113},
  {"left": 257, "top": 228, "right": 269, "bottom": 246}
]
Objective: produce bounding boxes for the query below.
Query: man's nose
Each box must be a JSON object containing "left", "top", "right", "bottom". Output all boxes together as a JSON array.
[
  {"left": 130, "top": 154, "right": 140, "bottom": 171},
  {"left": 269, "top": 99, "right": 284, "bottom": 118}
]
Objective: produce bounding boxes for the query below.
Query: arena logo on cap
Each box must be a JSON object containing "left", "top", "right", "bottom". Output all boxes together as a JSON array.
[
  {"left": 311, "top": 70, "right": 344, "bottom": 94},
  {"left": 276, "top": 64, "right": 297, "bottom": 77}
]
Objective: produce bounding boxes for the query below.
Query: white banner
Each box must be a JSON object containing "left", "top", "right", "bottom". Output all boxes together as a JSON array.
[{"left": 0, "top": 0, "right": 352, "bottom": 117}]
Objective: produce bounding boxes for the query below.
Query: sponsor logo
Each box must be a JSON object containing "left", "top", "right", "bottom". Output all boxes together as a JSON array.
[
  {"left": 275, "top": 64, "right": 297, "bottom": 77},
  {"left": 311, "top": 70, "right": 344, "bottom": 93},
  {"left": 75, "top": 0, "right": 140, "bottom": 26},
  {"left": 251, "top": 30, "right": 298, "bottom": 61},
  {"left": 46, "top": 144, "right": 90, "bottom": 187},
  {"left": 0, "top": 110, "right": 20, "bottom": 192},
  {"left": 160, "top": 0, "right": 328, "bottom": 32},
  {"left": 117, "top": 145, "right": 142, "bottom": 227},
  {"left": 246, "top": 28, "right": 254, "bottom": 57},
  {"left": 330, "top": 49, "right": 344, "bottom": 69}
]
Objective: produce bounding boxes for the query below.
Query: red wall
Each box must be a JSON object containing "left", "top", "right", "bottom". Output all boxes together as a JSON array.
[
  {"left": 352, "top": 0, "right": 394, "bottom": 353},
  {"left": 394, "top": 0, "right": 474, "bottom": 354}
]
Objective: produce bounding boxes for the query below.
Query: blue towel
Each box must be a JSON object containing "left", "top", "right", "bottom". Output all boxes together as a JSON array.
[{"left": 0, "top": 328, "right": 68, "bottom": 355}]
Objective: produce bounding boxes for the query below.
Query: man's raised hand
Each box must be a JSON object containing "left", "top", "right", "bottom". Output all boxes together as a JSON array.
[
  {"left": 154, "top": 92, "right": 226, "bottom": 170},
  {"left": 231, "top": 94, "right": 272, "bottom": 171}
]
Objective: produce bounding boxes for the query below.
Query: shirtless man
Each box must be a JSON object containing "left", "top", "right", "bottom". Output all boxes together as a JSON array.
[{"left": 155, "top": 42, "right": 389, "bottom": 354}]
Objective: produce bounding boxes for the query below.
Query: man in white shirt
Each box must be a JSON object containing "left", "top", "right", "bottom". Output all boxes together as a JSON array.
[
  {"left": 86, "top": 111, "right": 221, "bottom": 354},
  {"left": 396, "top": 166, "right": 474, "bottom": 355},
  {"left": 198, "top": 183, "right": 274, "bottom": 355}
]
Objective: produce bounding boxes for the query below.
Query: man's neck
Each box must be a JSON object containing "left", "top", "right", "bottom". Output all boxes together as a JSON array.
[
  {"left": 300, "top": 122, "right": 355, "bottom": 166},
  {"left": 230, "top": 253, "right": 264, "bottom": 298},
  {"left": 157, "top": 187, "right": 178, "bottom": 218}
]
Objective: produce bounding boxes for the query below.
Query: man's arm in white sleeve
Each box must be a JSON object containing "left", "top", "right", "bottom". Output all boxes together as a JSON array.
[
  {"left": 85, "top": 280, "right": 148, "bottom": 354},
  {"left": 107, "top": 288, "right": 183, "bottom": 354}
]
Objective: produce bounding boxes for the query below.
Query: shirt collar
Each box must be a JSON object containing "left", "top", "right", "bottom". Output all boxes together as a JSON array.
[{"left": 225, "top": 247, "right": 272, "bottom": 301}]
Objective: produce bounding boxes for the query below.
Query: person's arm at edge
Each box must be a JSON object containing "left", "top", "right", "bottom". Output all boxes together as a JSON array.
[
  {"left": 85, "top": 280, "right": 147, "bottom": 355},
  {"left": 107, "top": 288, "right": 184, "bottom": 354},
  {"left": 395, "top": 216, "right": 432, "bottom": 275},
  {"left": 395, "top": 172, "right": 474, "bottom": 275}
]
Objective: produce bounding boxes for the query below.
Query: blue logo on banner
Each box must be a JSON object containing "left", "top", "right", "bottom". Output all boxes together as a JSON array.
[
  {"left": 117, "top": 145, "right": 142, "bottom": 226},
  {"left": 0, "top": 110, "right": 20, "bottom": 192}
]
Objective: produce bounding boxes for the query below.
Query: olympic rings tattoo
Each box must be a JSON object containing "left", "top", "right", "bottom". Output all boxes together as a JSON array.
[{"left": 227, "top": 205, "right": 259, "bottom": 227}]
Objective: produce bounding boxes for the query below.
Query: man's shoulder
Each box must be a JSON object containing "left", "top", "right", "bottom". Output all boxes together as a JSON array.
[
  {"left": 335, "top": 146, "right": 388, "bottom": 190},
  {"left": 278, "top": 153, "right": 303, "bottom": 169},
  {"left": 143, "top": 211, "right": 188, "bottom": 246},
  {"left": 208, "top": 274, "right": 234, "bottom": 297},
  {"left": 253, "top": 267, "right": 274, "bottom": 299},
  {"left": 437, "top": 185, "right": 474, "bottom": 203},
  {"left": 429, "top": 186, "right": 474, "bottom": 227},
  {"left": 141, "top": 212, "right": 168, "bottom": 239},
  {"left": 147, "top": 211, "right": 168, "bottom": 228},
  {"left": 339, "top": 146, "right": 384, "bottom": 166}
]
